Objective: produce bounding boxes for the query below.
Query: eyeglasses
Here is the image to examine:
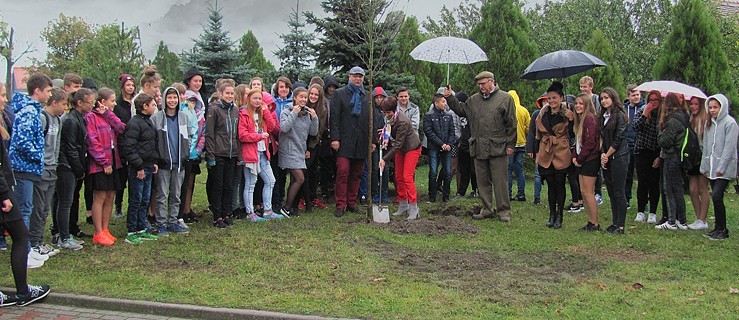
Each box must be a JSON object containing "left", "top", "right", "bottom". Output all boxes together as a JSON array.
[
  {"left": 476, "top": 80, "right": 492, "bottom": 86},
  {"left": 83, "top": 100, "right": 95, "bottom": 105}
]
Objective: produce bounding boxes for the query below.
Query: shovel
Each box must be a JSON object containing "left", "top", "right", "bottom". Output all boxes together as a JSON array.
[{"left": 373, "top": 145, "right": 390, "bottom": 223}]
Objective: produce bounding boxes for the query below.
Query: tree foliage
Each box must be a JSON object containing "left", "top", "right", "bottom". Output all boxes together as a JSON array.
[
  {"left": 578, "top": 28, "right": 624, "bottom": 95},
  {"left": 238, "top": 30, "right": 276, "bottom": 77},
  {"left": 36, "top": 13, "right": 94, "bottom": 78},
  {"left": 274, "top": 6, "right": 319, "bottom": 82},
  {"left": 71, "top": 23, "right": 145, "bottom": 90},
  {"left": 306, "top": 0, "right": 404, "bottom": 74},
  {"left": 389, "top": 16, "right": 435, "bottom": 109},
  {"left": 458, "top": 0, "right": 539, "bottom": 106},
  {"left": 181, "top": 1, "right": 250, "bottom": 95},
  {"left": 653, "top": 0, "right": 736, "bottom": 110},
  {"left": 421, "top": 0, "right": 481, "bottom": 38},
  {"left": 152, "top": 41, "right": 183, "bottom": 87},
  {"left": 526, "top": 0, "right": 672, "bottom": 92}
]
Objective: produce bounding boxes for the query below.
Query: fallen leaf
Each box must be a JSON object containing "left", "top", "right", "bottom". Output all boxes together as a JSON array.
[
  {"left": 629, "top": 225, "right": 637, "bottom": 229},
  {"left": 542, "top": 301, "right": 550, "bottom": 306},
  {"left": 730, "top": 288, "right": 739, "bottom": 294},
  {"left": 555, "top": 309, "right": 562, "bottom": 313},
  {"left": 658, "top": 288, "right": 667, "bottom": 291},
  {"left": 372, "top": 278, "right": 385, "bottom": 282},
  {"left": 597, "top": 284, "right": 608, "bottom": 290},
  {"left": 633, "top": 283, "right": 644, "bottom": 290},
  {"left": 696, "top": 290, "right": 705, "bottom": 295},
  {"left": 688, "top": 297, "right": 697, "bottom": 302}
]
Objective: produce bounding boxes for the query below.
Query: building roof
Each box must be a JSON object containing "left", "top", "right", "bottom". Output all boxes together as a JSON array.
[
  {"left": 12, "top": 66, "right": 29, "bottom": 93},
  {"left": 716, "top": 0, "right": 739, "bottom": 16}
]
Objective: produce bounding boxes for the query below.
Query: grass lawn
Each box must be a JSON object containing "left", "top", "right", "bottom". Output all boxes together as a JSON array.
[{"left": 2, "top": 163, "right": 738, "bottom": 319}]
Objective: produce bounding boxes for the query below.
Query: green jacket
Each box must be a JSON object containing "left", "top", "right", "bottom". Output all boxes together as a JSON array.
[
  {"left": 446, "top": 88, "right": 517, "bottom": 159},
  {"left": 658, "top": 111, "right": 689, "bottom": 159}
]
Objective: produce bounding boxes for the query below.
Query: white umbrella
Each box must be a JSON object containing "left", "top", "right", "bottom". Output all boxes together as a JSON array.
[
  {"left": 634, "top": 80, "right": 708, "bottom": 100},
  {"left": 410, "top": 36, "right": 488, "bottom": 84}
]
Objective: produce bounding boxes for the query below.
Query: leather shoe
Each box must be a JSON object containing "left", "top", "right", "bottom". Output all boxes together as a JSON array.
[{"left": 334, "top": 208, "right": 345, "bottom": 217}]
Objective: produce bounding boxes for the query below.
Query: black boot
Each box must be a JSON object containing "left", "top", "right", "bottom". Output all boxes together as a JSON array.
[
  {"left": 546, "top": 211, "right": 555, "bottom": 228},
  {"left": 553, "top": 210, "right": 563, "bottom": 229}
]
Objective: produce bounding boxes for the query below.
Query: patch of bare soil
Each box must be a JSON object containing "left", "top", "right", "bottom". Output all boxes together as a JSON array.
[
  {"left": 382, "top": 215, "right": 479, "bottom": 236},
  {"left": 425, "top": 204, "right": 482, "bottom": 217},
  {"left": 371, "top": 243, "right": 604, "bottom": 306}
]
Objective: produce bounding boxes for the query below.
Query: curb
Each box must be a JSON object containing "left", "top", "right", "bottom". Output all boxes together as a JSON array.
[{"left": 1, "top": 287, "right": 351, "bottom": 320}]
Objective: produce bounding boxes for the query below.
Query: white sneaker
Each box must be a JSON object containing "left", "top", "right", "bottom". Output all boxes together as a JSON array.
[
  {"left": 634, "top": 212, "right": 646, "bottom": 223},
  {"left": 688, "top": 220, "right": 709, "bottom": 230},
  {"left": 655, "top": 221, "right": 677, "bottom": 230},
  {"left": 28, "top": 248, "right": 49, "bottom": 261},
  {"left": 647, "top": 213, "right": 657, "bottom": 224},
  {"left": 27, "top": 256, "right": 44, "bottom": 269},
  {"left": 676, "top": 222, "right": 689, "bottom": 230},
  {"left": 39, "top": 244, "right": 60, "bottom": 257},
  {"left": 177, "top": 218, "right": 189, "bottom": 229}
]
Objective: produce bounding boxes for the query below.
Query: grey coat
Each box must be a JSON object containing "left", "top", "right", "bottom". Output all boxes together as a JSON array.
[
  {"left": 700, "top": 94, "right": 738, "bottom": 180},
  {"left": 278, "top": 107, "right": 319, "bottom": 169}
]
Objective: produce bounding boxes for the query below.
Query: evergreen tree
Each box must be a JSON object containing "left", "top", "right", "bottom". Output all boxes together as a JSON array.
[
  {"left": 306, "top": 0, "right": 404, "bottom": 74},
  {"left": 460, "top": 0, "right": 538, "bottom": 106},
  {"left": 274, "top": 5, "right": 317, "bottom": 82},
  {"left": 571, "top": 28, "right": 625, "bottom": 96},
  {"left": 390, "top": 16, "right": 435, "bottom": 109},
  {"left": 238, "top": 30, "right": 276, "bottom": 77},
  {"left": 73, "top": 23, "right": 145, "bottom": 89},
  {"left": 152, "top": 41, "right": 183, "bottom": 86},
  {"left": 181, "top": 1, "right": 250, "bottom": 95},
  {"left": 653, "top": 0, "right": 736, "bottom": 110}
]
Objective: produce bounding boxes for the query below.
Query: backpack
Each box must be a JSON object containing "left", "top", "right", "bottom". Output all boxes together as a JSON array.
[
  {"left": 41, "top": 111, "right": 50, "bottom": 137},
  {"left": 676, "top": 115, "right": 701, "bottom": 171}
]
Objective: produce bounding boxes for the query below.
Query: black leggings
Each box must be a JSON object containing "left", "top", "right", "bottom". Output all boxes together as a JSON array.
[
  {"left": 710, "top": 179, "right": 729, "bottom": 230},
  {"left": 635, "top": 150, "right": 660, "bottom": 214},
  {"left": 543, "top": 172, "right": 567, "bottom": 216},
  {"left": 286, "top": 169, "right": 305, "bottom": 210},
  {"left": 1, "top": 217, "right": 29, "bottom": 296},
  {"left": 567, "top": 164, "right": 581, "bottom": 203}
]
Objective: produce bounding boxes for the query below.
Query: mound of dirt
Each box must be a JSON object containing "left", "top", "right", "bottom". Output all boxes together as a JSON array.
[
  {"left": 425, "top": 204, "right": 481, "bottom": 217},
  {"left": 382, "top": 215, "right": 478, "bottom": 236}
]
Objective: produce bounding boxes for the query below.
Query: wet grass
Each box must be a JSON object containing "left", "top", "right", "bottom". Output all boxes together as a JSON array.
[{"left": 1, "top": 164, "right": 737, "bottom": 319}]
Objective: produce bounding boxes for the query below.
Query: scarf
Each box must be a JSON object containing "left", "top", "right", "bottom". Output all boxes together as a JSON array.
[{"left": 347, "top": 83, "right": 363, "bottom": 117}]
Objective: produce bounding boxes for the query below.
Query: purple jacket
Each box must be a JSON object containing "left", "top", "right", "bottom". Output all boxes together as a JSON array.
[{"left": 86, "top": 110, "right": 125, "bottom": 174}]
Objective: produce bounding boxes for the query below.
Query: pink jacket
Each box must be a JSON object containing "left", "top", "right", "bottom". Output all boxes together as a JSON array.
[
  {"left": 86, "top": 109, "right": 125, "bottom": 174},
  {"left": 262, "top": 92, "right": 281, "bottom": 153},
  {"left": 239, "top": 106, "right": 277, "bottom": 163}
]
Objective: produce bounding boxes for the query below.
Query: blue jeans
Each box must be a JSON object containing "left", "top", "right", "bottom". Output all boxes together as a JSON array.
[
  {"left": 244, "top": 152, "right": 275, "bottom": 214},
  {"left": 359, "top": 161, "right": 368, "bottom": 197},
  {"left": 507, "top": 146, "right": 526, "bottom": 198},
  {"left": 14, "top": 178, "right": 34, "bottom": 229},
  {"left": 127, "top": 166, "right": 154, "bottom": 233},
  {"left": 428, "top": 149, "right": 452, "bottom": 200}
]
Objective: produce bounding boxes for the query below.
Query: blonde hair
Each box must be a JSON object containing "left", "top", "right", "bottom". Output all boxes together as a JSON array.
[
  {"left": 140, "top": 65, "right": 161, "bottom": 88},
  {"left": 573, "top": 93, "right": 596, "bottom": 145},
  {"left": 579, "top": 76, "right": 594, "bottom": 87},
  {"left": 234, "top": 84, "right": 250, "bottom": 107},
  {"left": 246, "top": 88, "right": 265, "bottom": 131},
  {"left": 689, "top": 96, "right": 709, "bottom": 138}
]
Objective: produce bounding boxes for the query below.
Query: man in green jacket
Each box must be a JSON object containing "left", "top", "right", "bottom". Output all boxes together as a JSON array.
[{"left": 444, "top": 71, "right": 517, "bottom": 222}]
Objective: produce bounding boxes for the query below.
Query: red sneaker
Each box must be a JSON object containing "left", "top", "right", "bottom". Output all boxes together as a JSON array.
[
  {"left": 312, "top": 198, "right": 327, "bottom": 209},
  {"left": 93, "top": 232, "right": 114, "bottom": 246},
  {"left": 102, "top": 229, "right": 117, "bottom": 242}
]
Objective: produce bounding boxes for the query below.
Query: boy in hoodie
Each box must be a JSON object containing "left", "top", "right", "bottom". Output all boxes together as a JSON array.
[
  {"left": 152, "top": 87, "right": 193, "bottom": 236},
  {"left": 623, "top": 84, "right": 644, "bottom": 208},
  {"left": 9, "top": 73, "right": 53, "bottom": 263},
  {"left": 507, "top": 90, "right": 530, "bottom": 202},
  {"left": 28, "top": 88, "right": 66, "bottom": 258}
]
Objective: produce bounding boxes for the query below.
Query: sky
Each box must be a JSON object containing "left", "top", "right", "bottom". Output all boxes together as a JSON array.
[{"left": 0, "top": 0, "right": 545, "bottom": 80}]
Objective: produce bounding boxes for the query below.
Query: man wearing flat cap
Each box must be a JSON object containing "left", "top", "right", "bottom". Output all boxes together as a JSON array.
[
  {"left": 329, "top": 66, "right": 383, "bottom": 217},
  {"left": 444, "top": 71, "right": 517, "bottom": 222}
]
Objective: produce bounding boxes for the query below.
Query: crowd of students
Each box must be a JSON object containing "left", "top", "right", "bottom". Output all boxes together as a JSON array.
[{"left": 0, "top": 66, "right": 737, "bottom": 308}]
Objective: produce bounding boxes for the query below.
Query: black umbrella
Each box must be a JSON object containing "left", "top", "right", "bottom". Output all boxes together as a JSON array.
[{"left": 520, "top": 50, "right": 607, "bottom": 80}]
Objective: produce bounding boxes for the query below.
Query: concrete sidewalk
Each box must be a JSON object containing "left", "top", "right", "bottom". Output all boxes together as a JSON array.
[{"left": 0, "top": 288, "right": 347, "bottom": 320}]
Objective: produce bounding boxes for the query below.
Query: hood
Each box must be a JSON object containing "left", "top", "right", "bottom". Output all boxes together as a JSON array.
[
  {"left": 437, "top": 87, "right": 455, "bottom": 96},
  {"left": 535, "top": 95, "right": 547, "bottom": 109},
  {"left": 706, "top": 93, "right": 730, "bottom": 122},
  {"left": 262, "top": 92, "right": 276, "bottom": 111},
  {"left": 162, "top": 86, "right": 181, "bottom": 115},
  {"left": 10, "top": 92, "right": 41, "bottom": 113},
  {"left": 455, "top": 91, "right": 469, "bottom": 103},
  {"left": 624, "top": 98, "right": 645, "bottom": 109},
  {"left": 183, "top": 67, "right": 204, "bottom": 85},
  {"left": 185, "top": 89, "right": 205, "bottom": 113},
  {"left": 82, "top": 77, "right": 98, "bottom": 91},
  {"left": 508, "top": 90, "right": 523, "bottom": 110},
  {"left": 323, "top": 75, "right": 340, "bottom": 90},
  {"left": 373, "top": 87, "right": 388, "bottom": 97}
]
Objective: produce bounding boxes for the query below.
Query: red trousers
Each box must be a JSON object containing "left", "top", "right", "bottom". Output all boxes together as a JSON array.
[
  {"left": 335, "top": 157, "right": 364, "bottom": 209},
  {"left": 394, "top": 147, "right": 421, "bottom": 203}
]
